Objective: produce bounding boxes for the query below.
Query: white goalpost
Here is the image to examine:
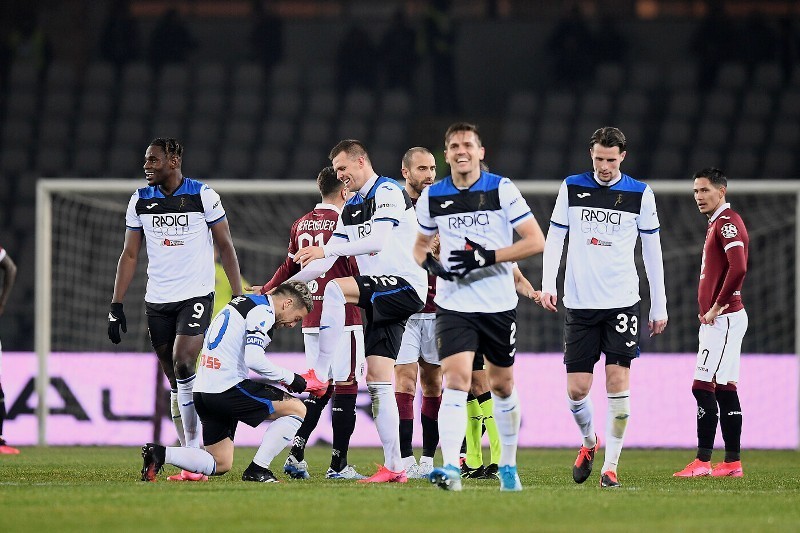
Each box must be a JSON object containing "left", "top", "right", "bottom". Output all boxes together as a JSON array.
[{"left": 35, "top": 178, "right": 800, "bottom": 445}]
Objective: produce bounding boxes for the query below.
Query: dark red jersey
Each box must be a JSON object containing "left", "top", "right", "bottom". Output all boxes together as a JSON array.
[
  {"left": 698, "top": 204, "right": 748, "bottom": 315},
  {"left": 261, "top": 203, "right": 362, "bottom": 329},
  {"left": 411, "top": 194, "right": 437, "bottom": 313}
]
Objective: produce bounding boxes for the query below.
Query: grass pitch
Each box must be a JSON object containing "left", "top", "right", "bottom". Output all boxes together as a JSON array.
[{"left": 0, "top": 447, "right": 798, "bottom": 532}]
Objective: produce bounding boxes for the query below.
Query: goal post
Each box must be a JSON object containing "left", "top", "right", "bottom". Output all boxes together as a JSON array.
[{"left": 35, "top": 178, "right": 800, "bottom": 446}]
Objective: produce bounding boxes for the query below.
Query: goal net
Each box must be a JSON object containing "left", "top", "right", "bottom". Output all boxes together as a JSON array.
[{"left": 35, "top": 179, "right": 799, "bottom": 444}]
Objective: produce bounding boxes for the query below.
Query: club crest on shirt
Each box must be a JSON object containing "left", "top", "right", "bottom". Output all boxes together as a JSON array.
[{"left": 721, "top": 223, "right": 738, "bottom": 239}]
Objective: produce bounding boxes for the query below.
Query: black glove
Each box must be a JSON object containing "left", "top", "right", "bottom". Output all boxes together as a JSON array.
[
  {"left": 449, "top": 238, "right": 496, "bottom": 277},
  {"left": 421, "top": 252, "right": 455, "bottom": 281},
  {"left": 108, "top": 302, "right": 127, "bottom": 344},
  {"left": 286, "top": 373, "right": 308, "bottom": 394}
]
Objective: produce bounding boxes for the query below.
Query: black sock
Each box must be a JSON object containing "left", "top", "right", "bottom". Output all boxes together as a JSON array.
[
  {"left": 460, "top": 437, "right": 467, "bottom": 456},
  {"left": 421, "top": 414, "right": 438, "bottom": 458},
  {"left": 330, "top": 390, "right": 357, "bottom": 472},
  {"left": 693, "top": 387, "right": 718, "bottom": 462},
  {"left": 716, "top": 387, "right": 742, "bottom": 463},
  {"left": 399, "top": 419, "right": 414, "bottom": 458},
  {"left": 290, "top": 387, "right": 332, "bottom": 461}
]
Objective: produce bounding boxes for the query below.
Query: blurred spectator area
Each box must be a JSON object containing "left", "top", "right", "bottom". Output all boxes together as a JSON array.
[{"left": 1, "top": 0, "right": 799, "bottom": 349}]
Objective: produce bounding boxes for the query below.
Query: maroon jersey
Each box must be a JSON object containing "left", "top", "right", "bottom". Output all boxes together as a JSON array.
[
  {"left": 698, "top": 204, "right": 748, "bottom": 315},
  {"left": 410, "top": 194, "right": 437, "bottom": 314},
  {"left": 261, "top": 203, "right": 362, "bottom": 329}
]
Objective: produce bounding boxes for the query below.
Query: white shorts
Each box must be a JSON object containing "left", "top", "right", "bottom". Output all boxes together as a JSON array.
[
  {"left": 694, "top": 308, "right": 748, "bottom": 384},
  {"left": 396, "top": 317, "right": 439, "bottom": 366},
  {"left": 304, "top": 326, "right": 365, "bottom": 382}
]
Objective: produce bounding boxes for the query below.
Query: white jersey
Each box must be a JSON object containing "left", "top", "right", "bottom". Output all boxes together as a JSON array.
[
  {"left": 194, "top": 294, "right": 295, "bottom": 393},
  {"left": 330, "top": 174, "right": 427, "bottom": 300},
  {"left": 416, "top": 171, "right": 534, "bottom": 313},
  {"left": 125, "top": 177, "right": 226, "bottom": 303},
  {"left": 547, "top": 172, "right": 660, "bottom": 309}
]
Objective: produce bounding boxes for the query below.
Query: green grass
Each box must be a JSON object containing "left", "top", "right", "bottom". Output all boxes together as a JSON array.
[{"left": 1, "top": 447, "right": 799, "bottom": 532}]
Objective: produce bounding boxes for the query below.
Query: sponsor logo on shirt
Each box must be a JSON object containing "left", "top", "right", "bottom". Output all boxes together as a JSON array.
[
  {"left": 577, "top": 193, "right": 591, "bottom": 198},
  {"left": 152, "top": 214, "right": 190, "bottom": 237},
  {"left": 200, "top": 354, "right": 221, "bottom": 369},
  {"left": 447, "top": 212, "right": 489, "bottom": 229},
  {"left": 587, "top": 237, "right": 612, "bottom": 247},
  {"left": 580, "top": 209, "right": 621, "bottom": 235},
  {"left": 162, "top": 239, "right": 185, "bottom": 246},
  {"left": 440, "top": 200, "right": 454, "bottom": 208}
]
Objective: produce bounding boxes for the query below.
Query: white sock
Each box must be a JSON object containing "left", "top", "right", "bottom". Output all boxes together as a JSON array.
[
  {"left": 316, "top": 281, "right": 346, "bottom": 377},
  {"left": 253, "top": 415, "right": 303, "bottom": 469},
  {"left": 568, "top": 394, "right": 596, "bottom": 448},
  {"left": 420, "top": 455, "right": 433, "bottom": 466},
  {"left": 601, "top": 390, "right": 630, "bottom": 474},
  {"left": 367, "top": 382, "right": 402, "bottom": 472},
  {"left": 493, "top": 388, "right": 521, "bottom": 467},
  {"left": 438, "top": 388, "right": 468, "bottom": 469},
  {"left": 165, "top": 446, "right": 216, "bottom": 475},
  {"left": 402, "top": 455, "right": 417, "bottom": 469},
  {"left": 177, "top": 375, "right": 202, "bottom": 448},
  {"left": 170, "top": 389, "right": 185, "bottom": 446}
]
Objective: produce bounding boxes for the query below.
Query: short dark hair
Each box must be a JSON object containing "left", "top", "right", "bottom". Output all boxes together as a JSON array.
[
  {"left": 317, "top": 166, "right": 344, "bottom": 198},
  {"left": 150, "top": 138, "right": 184, "bottom": 158},
  {"left": 589, "top": 127, "right": 626, "bottom": 152},
  {"left": 444, "top": 122, "right": 482, "bottom": 147},
  {"left": 401, "top": 147, "right": 433, "bottom": 170},
  {"left": 329, "top": 139, "right": 369, "bottom": 162},
  {"left": 693, "top": 167, "right": 727, "bottom": 189},
  {"left": 273, "top": 281, "right": 313, "bottom": 313}
]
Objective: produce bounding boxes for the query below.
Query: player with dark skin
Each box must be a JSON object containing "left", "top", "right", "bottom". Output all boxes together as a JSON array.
[{"left": 110, "top": 142, "right": 242, "bottom": 393}]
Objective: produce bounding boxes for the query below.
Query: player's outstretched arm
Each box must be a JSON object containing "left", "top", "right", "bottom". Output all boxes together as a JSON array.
[{"left": 211, "top": 219, "right": 244, "bottom": 296}]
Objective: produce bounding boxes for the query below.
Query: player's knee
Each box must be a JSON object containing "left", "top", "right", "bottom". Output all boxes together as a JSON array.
[
  {"left": 283, "top": 397, "right": 306, "bottom": 418},
  {"left": 211, "top": 456, "right": 232, "bottom": 474},
  {"left": 567, "top": 385, "right": 590, "bottom": 401},
  {"left": 394, "top": 370, "right": 417, "bottom": 394},
  {"left": 173, "top": 353, "right": 198, "bottom": 377},
  {"left": 324, "top": 279, "right": 346, "bottom": 303}
]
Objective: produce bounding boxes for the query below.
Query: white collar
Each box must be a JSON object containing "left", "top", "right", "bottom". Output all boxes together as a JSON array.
[
  {"left": 358, "top": 174, "right": 379, "bottom": 197},
  {"left": 593, "top": 171, "right": 622, "bottom": 187},
  {"left": 316, "top": 202, "right": 342, "bottom": 214},
  {"left": 708, "top": 202, "right": 731, "bottom": 223}
]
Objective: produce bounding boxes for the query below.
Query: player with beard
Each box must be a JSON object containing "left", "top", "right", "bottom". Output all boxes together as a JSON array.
[{"left": 394, "top": 147, "right": 443, "bottom": 478}]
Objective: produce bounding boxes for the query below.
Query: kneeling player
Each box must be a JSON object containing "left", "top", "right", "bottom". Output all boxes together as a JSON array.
[{"left": 141, "top": 282, "right": 325, "bottom": 482}]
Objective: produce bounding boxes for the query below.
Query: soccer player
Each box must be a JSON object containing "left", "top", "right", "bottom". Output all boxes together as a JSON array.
[
  {"left": 462, "top": 265, "right": 536, "bottom": 480},
  {"left": 538, "top": 127, "right": 668, "bottom": 488},
  {"left": 141, "top": 281, "right": 322, "bottom": 483},
  {"left": 674, "top": 168, "right": 748, "bottom": 478},
  {"left": 109, "top": 138, "right": 243, "bottom": 481},
  {"left": 256, "top": 166, "right": 366, "bottom": 480},
  {"left": 414, "top": 122, "right": 546, "bottom": 491},
  {"left": 291, "top": 139, "right": 428, "bottom": 483},
  {"left": 0, "top": 243, "right": 18, "bottom": 454},
  {"left": 395, "top": 147, "right": 442, "bottom": 479}
]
